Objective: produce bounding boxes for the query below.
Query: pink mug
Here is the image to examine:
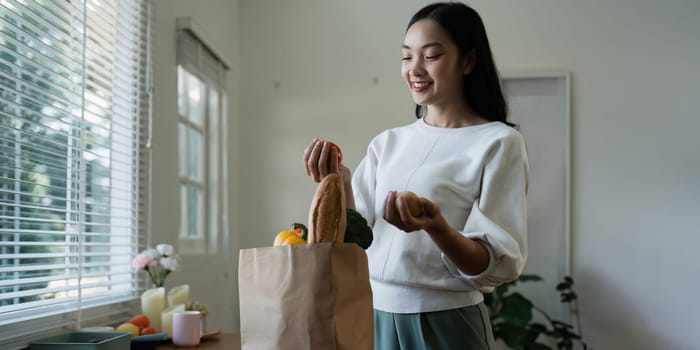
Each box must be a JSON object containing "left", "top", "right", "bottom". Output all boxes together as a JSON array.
[{"left": 172, "top": 311, "right": 202, "bottom": 347}]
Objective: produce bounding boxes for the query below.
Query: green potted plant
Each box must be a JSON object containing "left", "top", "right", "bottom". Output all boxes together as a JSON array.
[{"left": 484, "top": 275, "right": 589, "bottom": 350}]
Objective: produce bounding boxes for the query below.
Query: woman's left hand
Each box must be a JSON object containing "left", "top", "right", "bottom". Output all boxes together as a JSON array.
[
  {"left": 383, "top": 191, "right": 448, "bottom": 234},
  {"left": 384, "top": 191, "right": 490, "bottom": 274}
]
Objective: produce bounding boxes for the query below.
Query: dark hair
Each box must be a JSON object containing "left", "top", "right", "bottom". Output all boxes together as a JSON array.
[{"left": 407, "top": 2, "right": 512, "bottom": 126}]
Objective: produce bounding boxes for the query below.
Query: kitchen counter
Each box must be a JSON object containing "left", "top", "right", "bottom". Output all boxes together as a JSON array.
[{"left": 156, "top": 333, "right": 240, "bottom": 349}]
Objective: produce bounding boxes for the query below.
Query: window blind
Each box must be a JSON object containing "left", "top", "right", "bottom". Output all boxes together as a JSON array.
[
  {"left": 0, "top": 0, "right": 151, "bottom": 347},
  {"left": 176, "top": 17, "right": 229, "bottom": 90}
]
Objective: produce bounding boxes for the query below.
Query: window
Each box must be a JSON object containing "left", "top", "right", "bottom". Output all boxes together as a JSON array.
[
  {"left": 175, "top": 19, "right": 228, "bottom": 255},
  {"left": 177, "top": 66, "right": 205, "bottom": 242},
  {"left": 0, "top": 0, "right": 151, "bottom": 347}
]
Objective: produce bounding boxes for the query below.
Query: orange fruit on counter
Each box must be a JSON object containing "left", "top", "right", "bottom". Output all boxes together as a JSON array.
[
  {"left": 140, "top": 327, "right": 157, "bottom": 335},
  {"left": 126, "top": 314, "right": 149, "bottom": 328}
]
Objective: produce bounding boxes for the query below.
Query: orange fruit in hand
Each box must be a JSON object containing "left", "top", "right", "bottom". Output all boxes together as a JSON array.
[
  {"left": 328, "top": 141, "right": 343, "bottom": 163},
  {"left": 126, "top": 314, "right": 149, "bottom": 328}
]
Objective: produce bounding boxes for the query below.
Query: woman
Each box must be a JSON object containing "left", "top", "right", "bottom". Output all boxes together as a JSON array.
[{"left": 304, "top": 2, "right": 529, "bottom": 348}]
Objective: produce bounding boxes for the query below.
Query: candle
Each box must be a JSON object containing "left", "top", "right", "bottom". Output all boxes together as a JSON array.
[
  {"left": 141, "top": 287, "right": 165, "bottom": 332},
  {"left": 161, "top": 303, "right": 186, "bottom": 338},
  {"left": 167, "top": 284, "right": 190, "bottom": 307}
]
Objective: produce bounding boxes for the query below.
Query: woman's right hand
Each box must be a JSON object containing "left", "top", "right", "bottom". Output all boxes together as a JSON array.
[{"left": 303, "top": 139, "right": 350, "bottom": 184}]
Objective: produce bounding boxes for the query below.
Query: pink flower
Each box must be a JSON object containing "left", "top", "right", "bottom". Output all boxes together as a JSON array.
[
  {"left": 143, "top": 249, "right": 160, "bottom": 260},
  {"left": 132, "top": 253, "right": 152, "bottom": 270}
]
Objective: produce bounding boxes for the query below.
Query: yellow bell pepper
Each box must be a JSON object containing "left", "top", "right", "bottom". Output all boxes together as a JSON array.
[
  {"left": 273, "top": 229, "right": 306, "bottom": 246},
  {"left": 281, "top": 234, "right": 306, "bottom": 245}
]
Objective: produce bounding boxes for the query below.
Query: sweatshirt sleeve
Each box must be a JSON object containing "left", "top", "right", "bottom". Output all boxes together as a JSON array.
[
  {"left": 441, "top": 132, "right": 529, "bottom": 292},
  {"left": 351, "top": 142, "right": 379, "bottom": 227}
]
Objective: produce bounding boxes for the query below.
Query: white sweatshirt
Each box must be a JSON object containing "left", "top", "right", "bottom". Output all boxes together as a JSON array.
[{"left": 352, "top": 118, "right": 529, "bottom": 313}]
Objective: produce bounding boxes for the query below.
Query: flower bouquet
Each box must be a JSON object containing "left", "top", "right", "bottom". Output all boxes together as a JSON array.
[
  {"left": 132, "top": 244, "right": 181, "bottom": 332},
  {"left": 132, "top": 243, "right": 180, "bottom": 287}
]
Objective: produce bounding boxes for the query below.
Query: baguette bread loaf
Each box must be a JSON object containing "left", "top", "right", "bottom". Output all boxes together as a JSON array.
[{"left": 307, "top": 174, "right": 347, "bottom": 244}]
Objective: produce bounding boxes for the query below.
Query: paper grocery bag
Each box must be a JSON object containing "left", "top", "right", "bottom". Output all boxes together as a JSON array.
[{"left": 238, "top": 242, "right": 373, "bottom": 350}]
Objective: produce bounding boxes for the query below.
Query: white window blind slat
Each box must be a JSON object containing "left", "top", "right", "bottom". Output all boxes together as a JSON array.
[
  {"left": 0, "top": 29, "right": 81, "bottom": 81},
  {"left": 0, "top": 139, "right": 72, "bottom": 166},
  {"left": 0, "top": 263, "right": 77, "bottom": 273},
  {"left": 0, "top": 63, "right": 81, "bottom": 104},
  {"left": 0, "top": 247, "right": 130, "bottom": 260},
  {"left": 0, "top": 16, "right": 77, "bottom": 70},
  {"left": 0, "top": 201, "right": 139, "bottom": 218},
  {"left": 1, "top": 294, "right": 81, "bottom": 315},
  {"left": 0, "top": 46, "right": 79, "bottom": 97},
  {"left": 0, "top": 274, "right": 84, "bottom": 289},
  {"left": 1, "top": 251, "right": 80, "bottom": 259},
  {"left": 0, "top": 244, "right": 136, "bottom": 255},
  {"left": 0, "top": 91, "right": 81, "bottom": 124},
  {"left": 0, "top": 7, "right": 78, "bottom": 49},
  {"left": 84, "top": 63, "right": 115, "bottom": 91},
  {"left": 3, "top": 0, "right": 79, "bottom": 35},
  {"left": 1, "top": 0, "right": 80, "bottom": 41},
  {"left": 0, "top": 0, "right": 151, "bottom": 348},
  {"left": 0, "top": 76, "right": 76, "bottom": 114}
]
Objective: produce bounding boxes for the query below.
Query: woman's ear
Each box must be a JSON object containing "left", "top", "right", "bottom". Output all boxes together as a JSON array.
[{"left": 462, "top": 49, "right": 476, "bottom": 75}]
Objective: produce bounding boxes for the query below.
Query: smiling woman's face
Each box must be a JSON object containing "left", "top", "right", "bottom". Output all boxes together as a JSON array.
[{"left": 401, "top": 19, "right": 469, "bottom": 108}]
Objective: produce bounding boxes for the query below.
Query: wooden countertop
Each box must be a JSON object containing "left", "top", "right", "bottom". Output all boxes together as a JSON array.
[{"left": 156, "top": 333, "right": 240, "bottom": 349}]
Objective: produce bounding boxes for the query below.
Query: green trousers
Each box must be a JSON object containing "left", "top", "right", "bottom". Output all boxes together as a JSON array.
[{"left": 374, "top": 304, "right": 496, "bottom": 350}]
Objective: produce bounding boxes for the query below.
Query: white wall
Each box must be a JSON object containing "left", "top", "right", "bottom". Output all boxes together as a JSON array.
[
  {"left": 150, "top": 0, "right": 700, "bottom": 347},
  {"left": 479, "top": 2, "right": 700, "bottom": 348},
  {"left": 235, "top": 0, "right": 700, "bottom": 348},
  {"left": 151, "top": 0, "right": 241, "bottom": 333}
]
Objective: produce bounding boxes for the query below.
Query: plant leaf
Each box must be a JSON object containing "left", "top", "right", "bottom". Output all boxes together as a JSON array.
[
  {"left": 498, "top": 324, "right": 529, "bottom": 350},
  {"left": 522, "top": 327, "right": 542, "bottom": 344},
  {"left": 501, "top": 293, "right": 534, "bottom": 327},
  {"left": 483, "top": 293, "right": 496, "bottom": 314},
  {"left": 551, "top": 320, "right": 574, "bottom": 332},
  {"left": 518, "top": 274, "right": 544, "bottom": 282},
  {"left": 496, "top": 280, "right": 517, "bottom": 296},
  {"left": 561, "top": 292, "right": 577, "bottom": 303},
  {"left": 557, "top": 337, "right": 573, "bottom": 350},
  {"left": 528, "top": 322, "right": 548, "bottom": 333},
  {"left": 526, "top": 343, "right": 553, "bottom": 350}
]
